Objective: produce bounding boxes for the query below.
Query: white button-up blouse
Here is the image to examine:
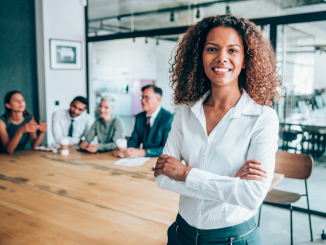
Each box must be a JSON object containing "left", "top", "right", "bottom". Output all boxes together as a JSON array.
[{"left": 155, "top": 90, "right": 279, "bottom": 229}]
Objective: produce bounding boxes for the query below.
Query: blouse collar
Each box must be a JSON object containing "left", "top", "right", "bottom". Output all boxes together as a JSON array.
[{"left": 190, "top": 89, "right": 262, "bottom": 122}]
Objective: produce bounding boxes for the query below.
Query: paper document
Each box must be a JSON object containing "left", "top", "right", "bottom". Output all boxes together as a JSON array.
[
  {"left": 33, "top": 146, "right": 53, "bottom": 152},
  {"left": 114, "top": 157, "right": 150, "bottom": 167}
]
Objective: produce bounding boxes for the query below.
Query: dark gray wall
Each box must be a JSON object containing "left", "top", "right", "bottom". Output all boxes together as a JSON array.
[{"left": 0, "top": 0, "right": 39, "bottom": 118}]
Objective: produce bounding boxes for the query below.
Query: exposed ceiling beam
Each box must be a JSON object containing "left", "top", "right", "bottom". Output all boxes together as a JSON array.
[
  {"left": 87, "top": 11, "right": 326, "bottom": 42},
  {"left": 88, "top": 0, "right": 250, "bottom": 22},
  {"left": 87, "top": 26, "right": 188, "bottom": 42},
  {"left": 249, "top": 10, "right": 326, "bottom": 25},
  {"left": 280, "top": 0, "right": 326, "bottom": 8}
]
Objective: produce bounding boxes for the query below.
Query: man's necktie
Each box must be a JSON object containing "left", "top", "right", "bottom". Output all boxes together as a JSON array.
[
  {"left": 68, "top": 119, "right": 74, "bottom": 137},
  {"left": 146, "top": 116, "right": 151, "bottom": 140}
]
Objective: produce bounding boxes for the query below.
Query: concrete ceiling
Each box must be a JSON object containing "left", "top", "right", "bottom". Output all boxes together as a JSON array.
[
  {"left": 88, "top": 0, "right": 326, "bottom": 21},
  {"left": 87, "top": 0, "right": 326, "bottom": 50},
  {"left": 88, "top": 0, "right": 231, "bottom": 20}
]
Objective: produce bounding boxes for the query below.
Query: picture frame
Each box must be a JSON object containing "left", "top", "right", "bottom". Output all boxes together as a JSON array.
[{"left": 50, "top": 39, "right": 82, "bottom": 70}]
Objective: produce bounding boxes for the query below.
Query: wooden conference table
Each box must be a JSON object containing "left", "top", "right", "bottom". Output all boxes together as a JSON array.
[{"left": 0, "top": 148, "right": 283, "bottom": 245}]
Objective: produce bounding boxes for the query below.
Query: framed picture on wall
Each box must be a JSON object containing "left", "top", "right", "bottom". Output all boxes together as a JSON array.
[{"left": 50, "top": 39, "right": 82, "bottom": 70}]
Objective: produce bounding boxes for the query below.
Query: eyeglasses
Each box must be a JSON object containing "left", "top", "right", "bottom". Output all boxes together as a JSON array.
[{"left": 140, "top": 95, "right": 155, "bottom": 101}]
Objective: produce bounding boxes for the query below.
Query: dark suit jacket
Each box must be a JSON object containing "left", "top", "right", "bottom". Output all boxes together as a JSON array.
[{"left": 127, "top": 107, "right": 174, "bottom": 157}]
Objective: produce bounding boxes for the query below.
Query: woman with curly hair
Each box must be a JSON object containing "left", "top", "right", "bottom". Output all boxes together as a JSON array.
[{"left": 154, "top": 14, "right": 281, "bottom": 244}]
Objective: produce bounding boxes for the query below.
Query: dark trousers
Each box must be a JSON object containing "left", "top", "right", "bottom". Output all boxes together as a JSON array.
[{"left": 167, "top": 214, "right": 262, "bottom": 245}]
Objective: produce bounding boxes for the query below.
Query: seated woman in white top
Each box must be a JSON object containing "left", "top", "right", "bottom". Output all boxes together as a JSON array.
[{"left": 154, "top": 15, "right": 281, "bottom": 245}]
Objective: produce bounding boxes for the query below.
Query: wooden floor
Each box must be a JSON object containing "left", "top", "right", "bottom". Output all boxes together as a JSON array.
[{"left": 0, "top": 148, "right": 179, "bottom": 245}]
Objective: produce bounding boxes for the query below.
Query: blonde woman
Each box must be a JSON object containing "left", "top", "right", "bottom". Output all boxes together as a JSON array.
[{"left": 80, "top": 96, "right": 123, "bottom": 153}]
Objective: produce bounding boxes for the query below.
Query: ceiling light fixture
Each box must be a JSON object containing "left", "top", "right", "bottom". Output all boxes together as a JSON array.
[
  {"left": 133, "top": 37, "right": 135, "bottom": 42},
  {"left": 145, "top": 37, "right": 148, "bottom": 44},
  {"left": 226, "top": 5, "right": 231, "bottom": 14},
  {"left": 156, "top": 38, "right": 159, "bottom": 45},
  {"left": 170, "top": 11, "right": 175, "bottom": 22},
  {"left": 196, "top": 8, "right": 200, "bottom": 19}
]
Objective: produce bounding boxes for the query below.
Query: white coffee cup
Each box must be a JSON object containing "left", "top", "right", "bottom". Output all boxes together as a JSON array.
[
  {"left": 60, "top": 137, "right": 70, "bottom": 155},
  {"left": 116, "top": 139, "right": 127, "bottom": 157}
]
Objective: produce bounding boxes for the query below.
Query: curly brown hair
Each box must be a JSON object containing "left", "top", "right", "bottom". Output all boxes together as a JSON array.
[{"left": 170, "top": 14, "right": 282, "bottom": 106}]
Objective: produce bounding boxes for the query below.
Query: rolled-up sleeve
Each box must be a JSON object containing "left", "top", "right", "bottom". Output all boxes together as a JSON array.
[
  {"left": 84, "top": 115, "right": 95, "bottom": 138},
  {"left": 85, "top": 120, "right": 97, "bottom": 144}
]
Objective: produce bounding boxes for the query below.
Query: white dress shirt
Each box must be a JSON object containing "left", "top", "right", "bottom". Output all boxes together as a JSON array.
[
  {"left": 52, "top": 110, "right": 94, "bottom": 145},
  {"left": 146, "top": 105, "right": 161, "bottom": 127},
  {"left": 156, "top": 90, "right": 279, "bottom": 229}
]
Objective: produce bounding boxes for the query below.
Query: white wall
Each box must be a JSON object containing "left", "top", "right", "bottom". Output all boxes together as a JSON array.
[
  {"left": 35, "top": 0, "right": 86, "bottom": 144},
  {"left": 155, "top": 39, "right": 177, "bottom": 113},
  {"left": 314, "top": 52, "right": 326, "bottom": 90}
]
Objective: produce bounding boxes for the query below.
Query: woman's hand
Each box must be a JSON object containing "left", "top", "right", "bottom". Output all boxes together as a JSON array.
[
  {"left": 122, "top": 148, "right": 146, "bottom": 158},
  {"left": 235, "top": 159, "right": 267, "bottom": 181},
  {"left": 79, "top": 141, "right": 89, "bottom": 150},
  {"left": 38, "top": 122, "right": 47, "bottom": 132},
  {"left": 20, "top": 118, "right": 39, "bottom": 133},
  {"left": 85, "top": 144, "right": 98, "bottom": 153},
  {"left": 154, "top": 154, "right": 191, "bottom": 181},
  {"left": 112, "top": 149, "right": 121, "bottom": 157}
]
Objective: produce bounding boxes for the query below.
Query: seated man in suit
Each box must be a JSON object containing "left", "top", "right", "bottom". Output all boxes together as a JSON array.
[{"left": 113, "top": 85, "right": 173, "bottom": 158}]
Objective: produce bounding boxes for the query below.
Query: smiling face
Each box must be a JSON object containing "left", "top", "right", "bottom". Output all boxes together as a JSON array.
[
  {"left": 98, "top": 100, "right": 114, "bottom": 119},
  {"left": 5, "top": 93, "right": 26, "bottom": 113},
  {"left": 69, "top": 100, "right": 86, "bottom": 118},
  {"left": 202, "top": 26, "right": 245, "bottom": 88}
]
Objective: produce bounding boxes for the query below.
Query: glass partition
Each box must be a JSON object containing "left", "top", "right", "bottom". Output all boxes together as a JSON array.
[
  {"left": 276, "top": 21, "right": 326, "bottom": 120},
  {"left": 275, "top": 20, "right": 326, "bottom": 214},
  {"left": 88, "top": 36, "right": 178, "bottom": 136}
]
